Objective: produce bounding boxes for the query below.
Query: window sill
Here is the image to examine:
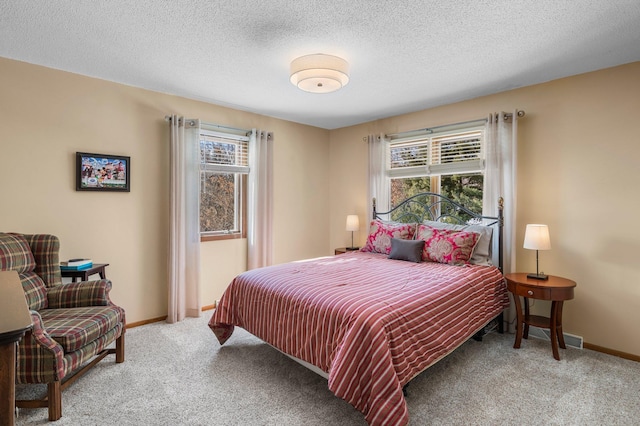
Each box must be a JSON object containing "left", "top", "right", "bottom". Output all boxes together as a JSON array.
[{"left": 201, "top": 233, "right": 246, "bottom": 242}]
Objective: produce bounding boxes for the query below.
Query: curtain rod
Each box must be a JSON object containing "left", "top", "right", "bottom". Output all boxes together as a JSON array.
[
  {"left": 386, "top": 118, "right": 486, "bottom": 139},
  {"left": 385, "top": 110, "right": 525, "bottom": 140},
  {"left": 164, "top": 115, "right": 250, "bottom": 135},
  {"left": 496, "top": 110, "right": 526, "bottom": 121},
  {"left": 165, "top": 115, "right": 196, "bottom": 127}
]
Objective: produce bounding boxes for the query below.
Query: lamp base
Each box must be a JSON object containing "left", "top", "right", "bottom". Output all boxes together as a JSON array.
[
  {"left": 527, "top": 273, "right": 548, "bottom": 280},
  {"left": 346, "top": 247, "right": 360, "bottom": 251}
]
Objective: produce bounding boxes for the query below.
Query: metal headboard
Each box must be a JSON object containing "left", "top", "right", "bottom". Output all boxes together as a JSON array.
[{"left": 373, "top": 192, "right": 504, "bottom": 272}]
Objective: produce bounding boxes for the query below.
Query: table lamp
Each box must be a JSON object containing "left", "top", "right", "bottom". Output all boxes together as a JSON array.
[
  {"left": 523, "top": 224, "right": 551, "bottom": 280},
  {"left": 345, "top": 215, "right": 360, "bottom": 250}
]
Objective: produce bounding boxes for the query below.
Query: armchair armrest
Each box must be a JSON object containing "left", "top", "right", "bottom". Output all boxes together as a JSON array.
[
  {"left": 27, "top": 310, "right": 61, "bottom": 352},
  {"left": 47, "top": 279, "right": 113, "bottom": 309},
  {"left": 16, "top": 310, "right": 66, "bottom": 383}
]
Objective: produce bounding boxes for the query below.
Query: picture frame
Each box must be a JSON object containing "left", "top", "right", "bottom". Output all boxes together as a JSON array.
[{"left": 76, "top": 152, "right": 130, "bottom": 192}]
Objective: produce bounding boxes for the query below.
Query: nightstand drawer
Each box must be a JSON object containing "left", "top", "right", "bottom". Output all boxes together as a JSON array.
[{"left": 514, "top": 285, "right": 551, "bottom": 300}]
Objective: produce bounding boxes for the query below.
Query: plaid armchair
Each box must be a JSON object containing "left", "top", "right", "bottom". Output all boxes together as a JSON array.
[{"left": 0, "top": 233, "right": 125, "bottom": 421}]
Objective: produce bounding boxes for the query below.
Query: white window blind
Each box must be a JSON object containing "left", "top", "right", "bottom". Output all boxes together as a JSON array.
[
  {"left": 389, "top": 128, "right": 484, "bottom": 178},
  {"left": 199, "top": 130, "right": 249, "bottom": 174}
]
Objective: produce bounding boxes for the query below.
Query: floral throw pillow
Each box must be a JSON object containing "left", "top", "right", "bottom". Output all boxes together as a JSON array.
[
  {"left": 416, "top": 224, "right": 480, "bottom": 265},
  {"left": 361, "top": 220, "right": 416, "bottom": 255}
]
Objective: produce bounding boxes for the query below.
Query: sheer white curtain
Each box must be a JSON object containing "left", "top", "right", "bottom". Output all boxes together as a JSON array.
[
  {"left": 168, "top": 115, "right": 201, "bottom": 323},
  {"left": 483, "top": 111, "right": 520, "bottom": 274},
  {"left": 483, "top": 111, "right": 520, "bottom": 332},
  {"left": 247, "top": 129, "right": 273, "bottom": 270},
  {"left": 367, "top": 134, "right": 389, "bottom": 222}
]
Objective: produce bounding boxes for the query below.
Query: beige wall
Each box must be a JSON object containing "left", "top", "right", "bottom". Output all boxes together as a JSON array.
[
  {"left": 0, "top": 57, "right": 330, "bottom": 324},
  {"left": 329, "top": 61, "right": 640, "bottom": 357}
]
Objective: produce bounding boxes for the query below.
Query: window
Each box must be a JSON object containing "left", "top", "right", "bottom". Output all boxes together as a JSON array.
[
  {"left": 388, "top": 126, "right": 485, "bottom": 218},
  {"left": 199, "top": 130, "right": 249, "bottom": 241}
]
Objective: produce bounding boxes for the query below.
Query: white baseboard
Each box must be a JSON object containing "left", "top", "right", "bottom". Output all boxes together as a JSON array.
[{"left": 527, "top": 326, "right": 583, "bottom": 349}]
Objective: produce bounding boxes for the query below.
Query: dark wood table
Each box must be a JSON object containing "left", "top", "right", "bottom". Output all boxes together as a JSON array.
[
  {"left": 334, "top": 247, "right": 360, "bottom": 255},
  {"left": 60, "top": 263, "right": 109, "bottom": 282},
  {"left": 505, "top": 273, "right": 576, "bottom": 360},
  {"left": 0, "top": 271, "right": 32, "bottom": 426}
]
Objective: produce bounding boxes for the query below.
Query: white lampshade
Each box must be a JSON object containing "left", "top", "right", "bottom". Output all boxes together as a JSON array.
[
  {"left": 523, "top": 224, "right": 551, "bottom": 250},
  {"left": 290, "top": 54, "right": 349, "bottom": 94},
  {"left": 346, "top": 215, "right": 359, "bottom": 232}
]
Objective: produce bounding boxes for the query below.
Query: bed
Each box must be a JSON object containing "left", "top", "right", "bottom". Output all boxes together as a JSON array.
[{"left": 209, "top": 193, "right": 509, "bottom": 426}]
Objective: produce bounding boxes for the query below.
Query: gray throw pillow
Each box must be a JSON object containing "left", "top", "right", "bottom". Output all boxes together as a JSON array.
[{"left": 388, "top": 238, "right": 424, "bottom": 263}]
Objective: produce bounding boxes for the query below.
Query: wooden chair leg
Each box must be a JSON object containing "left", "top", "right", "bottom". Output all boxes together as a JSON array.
[
  {"left": 47, "top": 381, "right": 61, "bottom": 421},
  {"left": 115, "top": 333, "right": 125, "bottom": 363}
]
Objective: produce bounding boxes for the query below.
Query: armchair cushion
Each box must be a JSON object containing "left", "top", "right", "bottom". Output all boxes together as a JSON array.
[
  {"left": 17, "top": 309, "right": 125, "bottom": 384},
  {"left": 47, "top": 280, "right": 112, "bottom": 309},
  {"left": 40, "top": 306, "right": 124, "bottom": 353},
  {"left": 0, "top": 233, "right": 47, "bottom": 310}
]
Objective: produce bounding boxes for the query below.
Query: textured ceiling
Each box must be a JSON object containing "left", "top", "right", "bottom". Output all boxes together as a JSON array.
[{"left": 1, "top": 1, "right": 639, "bottom": 129}]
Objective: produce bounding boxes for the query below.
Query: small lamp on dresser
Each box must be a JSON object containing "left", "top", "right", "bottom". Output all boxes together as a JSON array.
[
  {"left": 523, "top": 224, "right": 551, "bottom": 280},
  {"left": 345, "top": 215, "right": 360, "bottom": 250}
]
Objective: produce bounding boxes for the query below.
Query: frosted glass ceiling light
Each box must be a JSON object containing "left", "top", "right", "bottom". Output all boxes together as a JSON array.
[{"left": 290, "top": 54, "right": 349, "bottom": 93}]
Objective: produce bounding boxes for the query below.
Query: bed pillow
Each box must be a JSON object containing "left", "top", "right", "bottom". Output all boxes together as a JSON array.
[
  {"left": 388, "top": 238, "right": 425, "bottom": 263},
  {"left": 361, "top": 220, "right": 416, "bottom": 255},
  {"left": 416, "top": 224, "right": 480, "bottom": 265},
  {"left": 422, "top": 220, "right": 493, "bottom": 266}
]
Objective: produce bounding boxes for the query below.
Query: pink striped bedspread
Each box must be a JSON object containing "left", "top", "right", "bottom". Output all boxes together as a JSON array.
[{"left": 209, "top": 251, "right": 509, "bottom": 425}]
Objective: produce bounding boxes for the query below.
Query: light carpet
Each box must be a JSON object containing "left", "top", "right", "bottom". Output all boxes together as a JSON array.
[{"left": 15, "top": 314, "right": 640, "bottom": 425}]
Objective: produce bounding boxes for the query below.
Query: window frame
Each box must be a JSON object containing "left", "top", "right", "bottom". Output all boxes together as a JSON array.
[
  {"left": 386, "top": 124, "right": 486, "bottom": 209},
  {"left": 199, "top": 129, "right": 250, "bottom": 242},
  {"left": 200, "top": 173, "right": 247, "bottom": 241}
]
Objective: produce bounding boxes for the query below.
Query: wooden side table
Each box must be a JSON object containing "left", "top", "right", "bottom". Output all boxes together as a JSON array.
[
  {"left": 60, "top": 263, "right": 109, "bottom": 282},
  {"left": 0, "top": 272, "right": 32, "bottom": 426},
  {"left": 334, "top": 248, "right": 359, "bottom": 255},
  {"left": 505, "top": 273, "right": 576, "bottom": 360}
]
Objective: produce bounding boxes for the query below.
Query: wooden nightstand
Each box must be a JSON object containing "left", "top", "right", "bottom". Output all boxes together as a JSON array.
[
  {"left": 505, "top": 273, "right": 576, "bottom": 360},
  {"left": 334, "top": 248, "right": 359, "bottom": 255}
]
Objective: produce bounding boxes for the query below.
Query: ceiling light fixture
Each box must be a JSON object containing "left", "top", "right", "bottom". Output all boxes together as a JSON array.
[{"left": 290, "top": 54, "right": 349, "bottom": 94}]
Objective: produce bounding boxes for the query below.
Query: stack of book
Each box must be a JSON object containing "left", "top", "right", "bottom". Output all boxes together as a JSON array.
[{"left": 60, "top": 259, "right": 93, "bottom": 270}]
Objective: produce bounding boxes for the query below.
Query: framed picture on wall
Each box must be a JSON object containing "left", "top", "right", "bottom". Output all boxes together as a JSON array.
[{"left": 76, "top": 152, "right": 130, "bottom": 192}]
